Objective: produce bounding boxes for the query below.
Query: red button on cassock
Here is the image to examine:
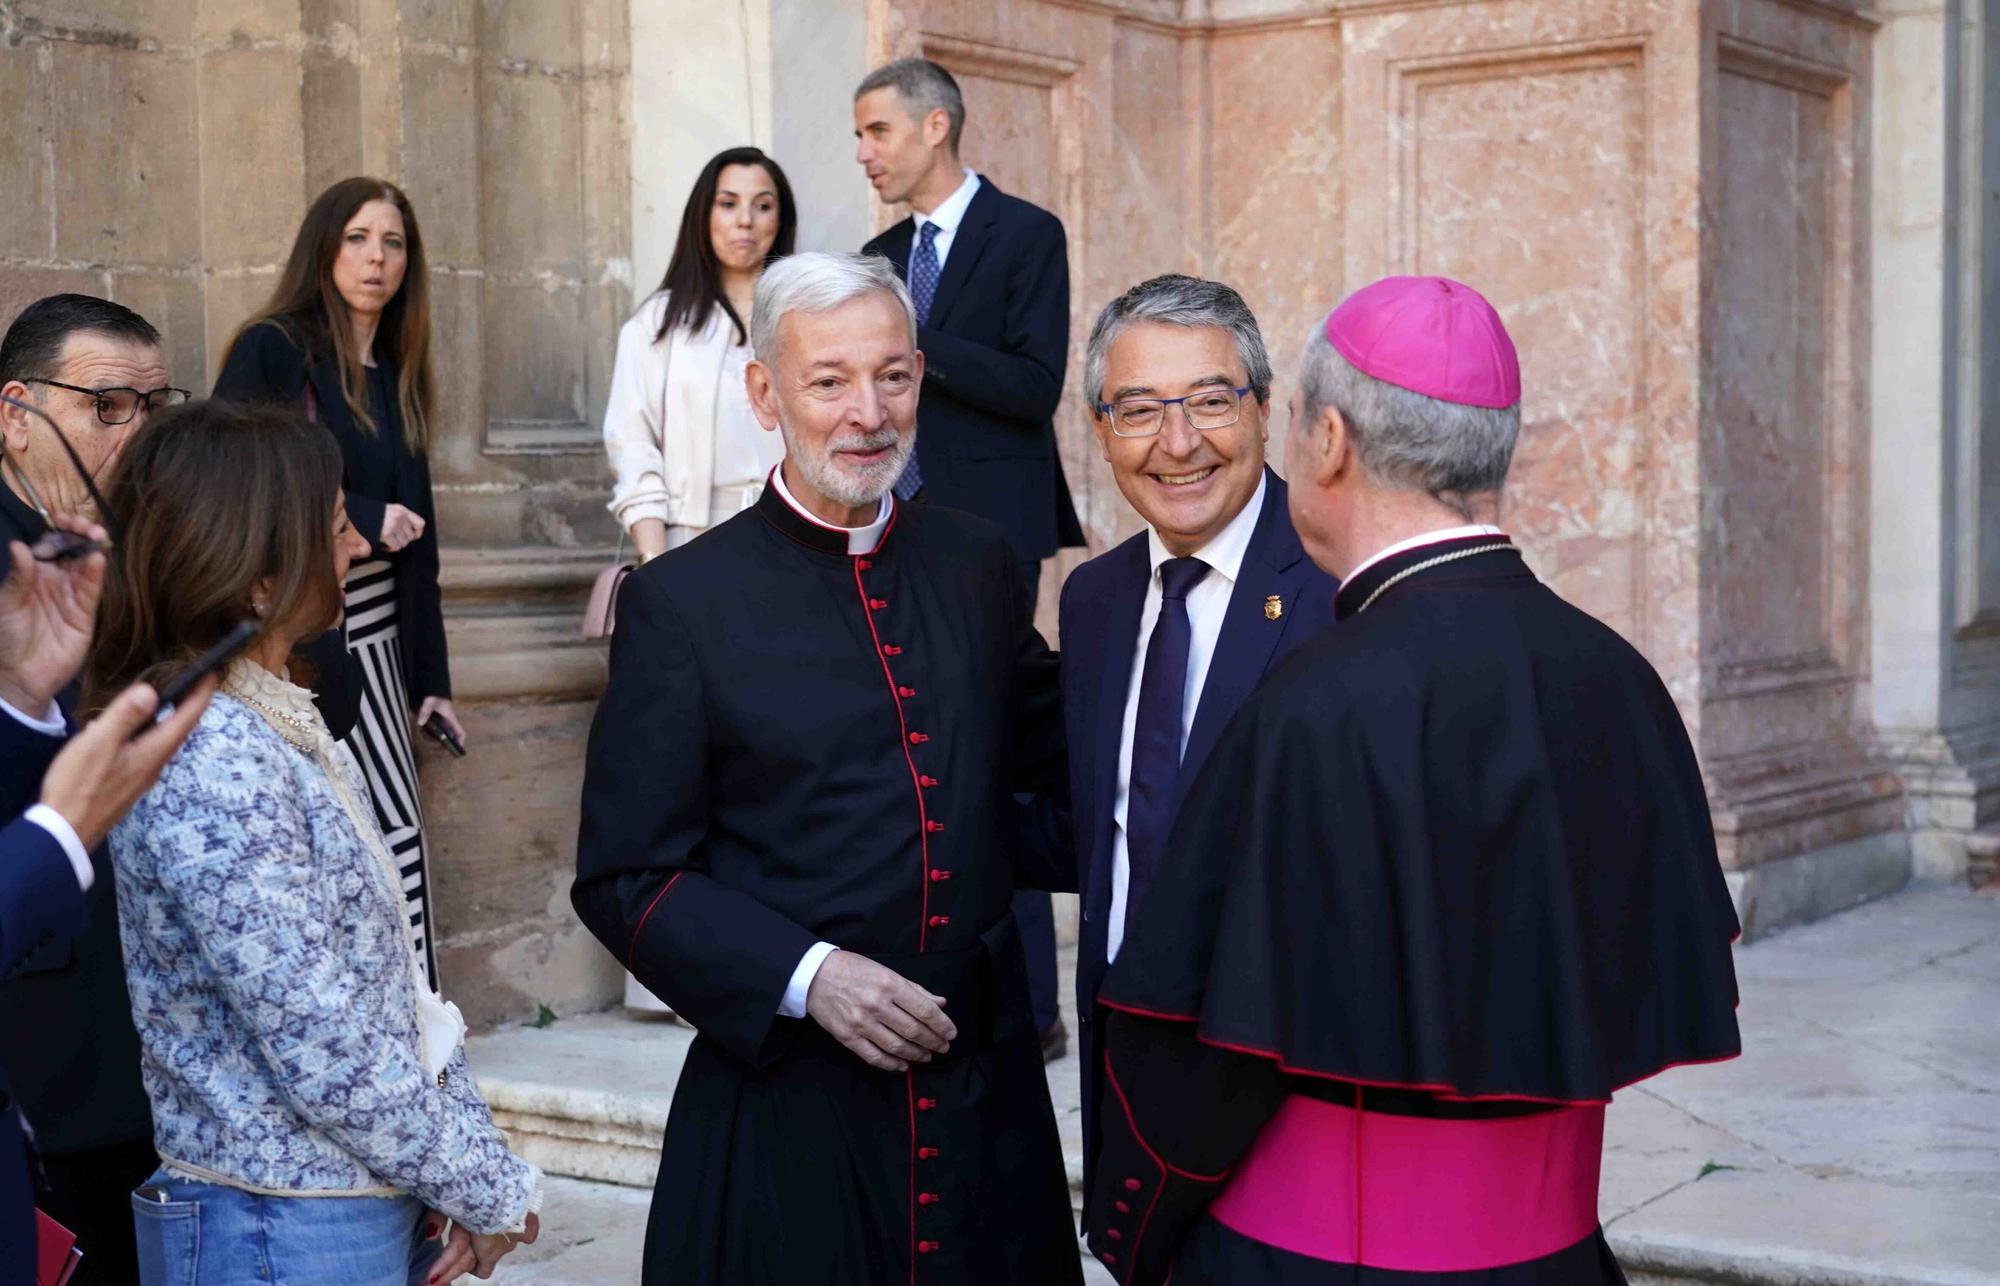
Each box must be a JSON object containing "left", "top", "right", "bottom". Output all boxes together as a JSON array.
[
  {"left": 883, "top": 645, "right": 903, "bottom": 656},
  {"left": 918, "top": 1241, "right": 938, "bottom": 1254},
  {"left": 1102, "top": 1253, "right": 1118, "bottom": 1266},
  {"left": 930, "top": 870, "right": 951, "bottom": 882},
  {"left": 918, "top": 1192, "right": 939, "bottom": 1205},
  {"left": 1123, "top": 1178, "right": 1142, "bottom": 1191},
  {"left": 920, "top": 775, "right": 939, "bottom": 788},
  {"left": 899, "top": 685, "right": 917, "bottom": 698},
  {"left": 1114, "top": 1201, "right": 1130, "bottom": 1215},
  {"left": 918, "top": 1146, "right": 940, "bottom": 1158},
  {"left": 1107, "top": 1229, "right": 1123, "bottom": 1241},
  {"left": 928, "top": 915, "right": 950, "bottom": 927},
  {"left": 857, "top": 559, "right": 873, "bottom": 570},
  {"left": 925, "top": 820, "right": 945, "bottom": 833},
  {"left": 916, "top": 1098, "right": 936, "bottom": 1110},
  {"left": 870, "top": 598, "right": 889, "bottom": 611},
  {"left": 909, "top": 732, "right": 930, "bottom": 744}
]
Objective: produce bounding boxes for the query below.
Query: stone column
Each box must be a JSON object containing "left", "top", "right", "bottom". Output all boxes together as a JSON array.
[{"left": 1871, "top": 0, "right": 2000, "bottom": 883}]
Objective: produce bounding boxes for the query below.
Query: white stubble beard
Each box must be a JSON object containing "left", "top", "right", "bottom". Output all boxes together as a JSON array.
[{"left": 779, "top": 419, "right": 915, "bottom": 510}]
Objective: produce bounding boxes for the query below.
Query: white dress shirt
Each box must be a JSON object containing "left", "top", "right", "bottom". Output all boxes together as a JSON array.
[
  {"left": 1106, "top": 475, "right": 1268, "bottom": 963},
  {"left": 912, "top": 169, "right": 981, "bottom": 274},
  {"left": 1, "top": 693, "right": 94, "bottom": 892},
  {"left": 766, "top": 468, "right": 894, "bottom": 1016},
  {"left": 1344, "top": 524, "right": 1507, "bottom": 586}
]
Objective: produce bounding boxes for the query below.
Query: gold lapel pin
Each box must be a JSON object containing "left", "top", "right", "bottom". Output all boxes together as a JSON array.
[{"left": 1264, "top": 595, "right": 1283, "bottom": 621}]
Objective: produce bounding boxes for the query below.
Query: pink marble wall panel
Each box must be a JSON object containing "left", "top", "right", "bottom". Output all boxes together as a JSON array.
[
  {"left": 1205, "top": 23, "right": 1344, "bottom": 411},
  {"left": 953, "top": 73, "right": 1059, "bottom": 212},
  {"left": 1709, "top": 66, "right": 1834, "bottom": 674},
  {"left": 1406, "top": 53, "right": 1649, "bottom": 643},
  {"left": 1334, "top": 0, "right": 1705, "bottom": 694}
]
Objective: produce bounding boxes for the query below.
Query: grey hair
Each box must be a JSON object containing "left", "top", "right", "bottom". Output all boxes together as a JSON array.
[
  {"left": 1294, "top": 326, "right": 1519, "bottom": 510},
  {"left": 751, "top": 252, "right": 917, "bottom": 368},
  {"left": 855, "top": 57, "right": 966, "bottom": 154},
  {"left": 1084, "top": 274, "right": 1274, "bottom": 407}
]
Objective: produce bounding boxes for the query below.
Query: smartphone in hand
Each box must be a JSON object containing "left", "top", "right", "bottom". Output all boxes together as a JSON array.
[{"left": 422, "top": 712, "right": 466, "bottom": 758}]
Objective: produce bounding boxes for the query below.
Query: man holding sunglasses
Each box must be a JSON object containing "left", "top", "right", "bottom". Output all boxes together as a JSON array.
[
  {"left": 0, "top": 295, "right": 185, "bottom": 542},
  {"left": 1042, "top": 275, "right": 1339, "bottom": 1237}
]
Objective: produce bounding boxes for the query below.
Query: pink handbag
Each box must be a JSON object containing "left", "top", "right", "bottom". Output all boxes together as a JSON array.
[
  {"left": 583, "top": 553, "right": 634, "bottom": 639},
  {"left": 584, "top": 318, "right": 675, "bottom": 640}
]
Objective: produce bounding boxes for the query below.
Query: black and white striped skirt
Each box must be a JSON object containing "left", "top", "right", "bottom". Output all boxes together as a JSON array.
[{"left": 343, "top": 558, "right": 438, "bottom": 989}]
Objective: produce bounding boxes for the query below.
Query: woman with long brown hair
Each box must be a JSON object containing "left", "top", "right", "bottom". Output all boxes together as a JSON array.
[
  {"left": 604, "top": 146, "right": 798, "bottom": 561},
  {"left": 90, "top": 400, "right": 540, "bottom": 1286},
  {"left": 213, "top": 177, "right": 453, "bottom": 988}
]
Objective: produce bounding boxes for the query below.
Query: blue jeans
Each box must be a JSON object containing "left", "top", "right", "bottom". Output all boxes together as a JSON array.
[{"left": 131, "top": 1168, "right": 441, "bottom": 1286}]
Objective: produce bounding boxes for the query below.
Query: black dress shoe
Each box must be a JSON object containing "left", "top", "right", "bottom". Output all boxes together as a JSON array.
[{"left": 1040, "top": 1016, "right": 1069, "bottom": 1063}]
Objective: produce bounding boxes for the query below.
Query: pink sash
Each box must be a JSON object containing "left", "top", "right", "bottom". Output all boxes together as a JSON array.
[{"left": 1208, "top": 1094, "right": 1603, "bottom": 1271}]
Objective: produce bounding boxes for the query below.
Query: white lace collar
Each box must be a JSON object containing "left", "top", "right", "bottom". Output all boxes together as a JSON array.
[{"left": 222, "top": 659, "right": 329, "bottom": 749}]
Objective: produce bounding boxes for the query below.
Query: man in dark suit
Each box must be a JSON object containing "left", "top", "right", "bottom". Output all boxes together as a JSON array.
[
  {"left": 855, "top": 56, "right": 1086, "bottom": 1056},
  {"left": 1055, "top": 276, "right": 1337, "bottom": 1227},
  {"left": 0, "top": 506, "right": 209, "bottom": 1283}
]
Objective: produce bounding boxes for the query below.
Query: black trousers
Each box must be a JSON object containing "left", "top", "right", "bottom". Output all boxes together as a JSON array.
[
  {"left": 1012, "top": 558, "right": 1059, "bottom": 1035},
  {"left": 34, "top": 1136, "right": 156, "bottom": 1286}
]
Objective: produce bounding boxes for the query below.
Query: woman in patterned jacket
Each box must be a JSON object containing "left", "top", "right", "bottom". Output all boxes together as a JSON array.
[{"left": 84, "top": 401, "right": 542, "bottom": 1286}]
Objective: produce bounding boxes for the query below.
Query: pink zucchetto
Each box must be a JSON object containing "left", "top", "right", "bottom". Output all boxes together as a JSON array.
[{"left": 1323, "top": 275, "right": 1521, "bottom": 410}]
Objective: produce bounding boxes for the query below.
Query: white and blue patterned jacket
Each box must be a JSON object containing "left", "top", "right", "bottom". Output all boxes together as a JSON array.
[{"left": 111, "top": 680, "right": 537, "bottom": 1234}]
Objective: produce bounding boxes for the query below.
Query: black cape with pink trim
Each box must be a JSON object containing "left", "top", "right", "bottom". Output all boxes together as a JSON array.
[{"left": 1098, "top": 542, "right": 1742, "bottom": 1106}]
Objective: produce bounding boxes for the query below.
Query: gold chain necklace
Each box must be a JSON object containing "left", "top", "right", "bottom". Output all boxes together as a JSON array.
[
  {"left": 1355, "top": 542, "right": 1514, "bottom": 615},
  {"left": 221, "top": 679, "right": 321, "bottom": 753}
]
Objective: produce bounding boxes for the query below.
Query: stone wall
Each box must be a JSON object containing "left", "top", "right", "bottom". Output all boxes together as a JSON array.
[
  {"left": 0, "top": 0, "right": 633, "bottom": 1025},
  {"left": 1870, "top": 0, "right": 2000, "bottom": 884}
]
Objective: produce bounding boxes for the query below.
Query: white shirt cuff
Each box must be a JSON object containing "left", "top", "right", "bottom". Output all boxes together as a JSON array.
[
  {"left": 24, "top": 804, "right": 93, "bottom": 893},
  {"left": 0, "top": 692, "right": 65, "bottom": 737},
  {"left": 778, "top": 942, "right": 839, "bottom": 1019}
]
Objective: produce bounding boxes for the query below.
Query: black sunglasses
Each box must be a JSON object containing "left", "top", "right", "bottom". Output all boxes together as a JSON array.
[{"left": 0, "top": 392, "right": 122, "bottom": 562}]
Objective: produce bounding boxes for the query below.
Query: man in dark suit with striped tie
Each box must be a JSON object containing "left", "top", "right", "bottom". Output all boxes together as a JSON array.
[
  {"left": 1054, "top": 275, "right": 1338, "bottom": 1229},
  {"left": 856, "top": 55, "right": 1085, "bottom": 1057}
]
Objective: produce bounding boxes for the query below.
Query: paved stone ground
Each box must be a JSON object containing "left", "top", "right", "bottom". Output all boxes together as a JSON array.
[{"left": 480, "top": 885, "right": 2000, "bottom": 1285}]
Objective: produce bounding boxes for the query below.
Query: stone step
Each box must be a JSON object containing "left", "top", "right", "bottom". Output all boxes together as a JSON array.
[
  {"left": 1965, "top": 825, "right": 2000, "bottom": 890},
  {"left": 469, "top": 1008, "right": 1091, "bottom": 1204}
]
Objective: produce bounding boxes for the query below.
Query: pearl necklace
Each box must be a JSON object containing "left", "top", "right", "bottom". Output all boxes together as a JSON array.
[{"left": 1355, "top": 542, "right": 1514, "bottom": 615}]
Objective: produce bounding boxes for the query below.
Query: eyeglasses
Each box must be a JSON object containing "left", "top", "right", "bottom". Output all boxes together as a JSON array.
[
  {"left": 0, "top": 393, "right": 121, "bottom": 562},
  {"left": 22, "top": 378, "right": 191, "bottom": 427},
  {"left": 1096, "top": 386, "right": 1253, "bottom": 438}
]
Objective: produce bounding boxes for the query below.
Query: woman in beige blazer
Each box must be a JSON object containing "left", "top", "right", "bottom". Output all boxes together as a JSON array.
[
  {"left": 602, "top": 147, "right": 796, "bottom": 1014},
  {"left": 604, "top": 148, "right": 798, "bottom": 563}
]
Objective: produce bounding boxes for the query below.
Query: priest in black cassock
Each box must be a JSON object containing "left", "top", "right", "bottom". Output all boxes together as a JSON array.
[
  {"left": 573, "top": 251, "right": 1081, "bottom": 1286},
  {"left": 1082, "top": 276, "right": 1743, "bottom": 1285}
]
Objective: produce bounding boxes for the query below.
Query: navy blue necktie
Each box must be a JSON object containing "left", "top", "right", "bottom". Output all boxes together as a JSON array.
[
  {"left": 893, "top": 223, "right": 941, "bottom": 502},
  {"left": 1125, "top": 556, "right": 1210, "bottom": 909}
]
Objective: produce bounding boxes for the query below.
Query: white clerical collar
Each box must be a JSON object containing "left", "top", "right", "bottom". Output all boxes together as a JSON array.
[
  {"left": 1145, "top": 472, "right": 1267, "bottom": 587},
  {"left": 769, "top": 464, "right": 892, "bottom": 555},
  {"left": 1345, "top": 523, "right": 1506, "bottom": 584},
  {"left": 913, "top": 169, "right": 980, "bottom": 235}
]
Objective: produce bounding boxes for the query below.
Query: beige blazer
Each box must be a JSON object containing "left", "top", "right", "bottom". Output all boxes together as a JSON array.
[{"left": 601, "top": 291, "right": 741, "bottom": 532}]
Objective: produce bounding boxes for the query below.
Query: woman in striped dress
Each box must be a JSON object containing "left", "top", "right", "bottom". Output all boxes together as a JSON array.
[{"left": 213, "top": 177, "right": 456, "bottom": 987}]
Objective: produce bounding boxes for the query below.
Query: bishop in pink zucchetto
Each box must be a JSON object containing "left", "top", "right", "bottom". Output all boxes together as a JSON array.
[
  {"left": 1323, "top": 273, "right": 1521, "bottom": 410},
  {"left": 1079, "top": 265, "right": 1742, "bottom": 1285}
]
